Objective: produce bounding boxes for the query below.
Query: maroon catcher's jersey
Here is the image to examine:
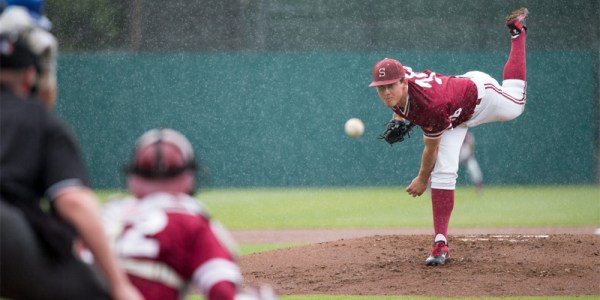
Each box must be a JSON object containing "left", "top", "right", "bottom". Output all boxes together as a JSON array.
[
  {"left": 103, "top": 193, "right": 240, "bottom": 300},
  {"left": 392, "top": 67, "right": 479, "bottom": 138}
]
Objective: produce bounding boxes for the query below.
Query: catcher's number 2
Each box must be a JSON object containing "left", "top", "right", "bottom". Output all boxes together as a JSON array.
[{"left": 117, "top": 210, "right": 167, "bottom": 258}]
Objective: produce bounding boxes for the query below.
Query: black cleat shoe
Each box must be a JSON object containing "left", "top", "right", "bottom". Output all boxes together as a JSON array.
[{"left": 506, "top": 7, "right": 529, "bottom": 37}]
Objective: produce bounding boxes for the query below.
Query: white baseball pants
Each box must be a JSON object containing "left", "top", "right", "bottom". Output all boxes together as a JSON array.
[{"left": 430, "top": 71, "right": 527, "bottom": 190}]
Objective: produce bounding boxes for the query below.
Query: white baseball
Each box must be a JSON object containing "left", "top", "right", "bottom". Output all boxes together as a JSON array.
[{"left": 344, "top": 118, "right": 364, "bottom": 138}]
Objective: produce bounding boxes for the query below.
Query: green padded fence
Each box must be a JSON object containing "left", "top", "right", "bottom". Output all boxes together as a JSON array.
[{"left": 55, "top": 51, "right": 596, "bottom": 188}]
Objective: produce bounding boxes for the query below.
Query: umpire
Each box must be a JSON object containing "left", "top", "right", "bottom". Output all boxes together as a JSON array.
[{"left": 0, "top": 7, "right": 142, "bottom": 300}]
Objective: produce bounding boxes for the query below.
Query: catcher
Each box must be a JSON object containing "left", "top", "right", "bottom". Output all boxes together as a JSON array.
[
  {"left": 97, "top": 128, "right": 278, "bottom": 300},
  {"left": 371, "top": 8, "right": 529, "bottom": 266}
]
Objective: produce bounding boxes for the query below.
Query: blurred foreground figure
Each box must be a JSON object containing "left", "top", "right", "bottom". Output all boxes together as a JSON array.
[
  {"left": 1, "top": 0, "right": 57, "bottom": 108},
  {"left": 102, "top": 128, "right": 278, "bottom": 300},
  {"left": 459, "top": 132, "right": 483, "bottom": 193},
  {"left": 0, "top": 6, "right": 142, "bottom": 300},
  {"left": 369, "top": 8, "right": 528, "bottom": 266}
]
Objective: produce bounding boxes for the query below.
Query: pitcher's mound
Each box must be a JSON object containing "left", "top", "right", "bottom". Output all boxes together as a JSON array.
[{"left": 240, "top": 234, "right": 600, "bottom": 297}]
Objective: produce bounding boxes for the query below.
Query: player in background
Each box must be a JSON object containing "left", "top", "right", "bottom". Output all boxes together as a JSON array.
[
  {"left": 101, "top": 128, "right": 278, "bottom": 300},
  {"left": 0, "top": 6, "right": 142, "bottom": 300},
  {"left": 459, "top": 132, "right": 483, "bottom": 193},
  {"left": 368, "top": 8, "right": 528, "bottom": 266}
]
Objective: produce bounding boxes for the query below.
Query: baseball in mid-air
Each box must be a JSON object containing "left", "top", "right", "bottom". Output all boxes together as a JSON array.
[{"left": 344, "top": 118, "right": 364, "bottom": 138}]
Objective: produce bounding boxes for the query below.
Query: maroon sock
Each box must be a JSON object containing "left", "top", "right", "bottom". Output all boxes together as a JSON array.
[
  {"left": 503, "top": 30, "right": 527, "bottom": 81},
  {"left": 431, "top": 188, "right": 455, "bottom": 239}
]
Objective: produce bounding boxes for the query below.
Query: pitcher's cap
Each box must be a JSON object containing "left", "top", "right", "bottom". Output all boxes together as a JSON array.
[{"left": 369, "top": 58, "right": 405, "bottom": 87}]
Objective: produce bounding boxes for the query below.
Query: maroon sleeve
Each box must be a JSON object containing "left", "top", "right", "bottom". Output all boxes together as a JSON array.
[{"left": 182, "top": 217, "right": 236, "bottom": 278}]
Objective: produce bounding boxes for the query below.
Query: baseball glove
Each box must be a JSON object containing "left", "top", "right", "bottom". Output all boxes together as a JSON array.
[{"left": 379, "top": 119, "right": 416, "bottom": 145}]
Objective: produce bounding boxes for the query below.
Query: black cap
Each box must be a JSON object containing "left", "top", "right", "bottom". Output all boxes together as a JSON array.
[{"left": 0, "top": 33, "right": 37, "bottom": 70}]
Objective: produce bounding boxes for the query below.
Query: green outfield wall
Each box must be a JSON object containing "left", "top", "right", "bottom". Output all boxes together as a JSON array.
[{"left": 55, "top": 51, "right": 596, "bottom": 188}]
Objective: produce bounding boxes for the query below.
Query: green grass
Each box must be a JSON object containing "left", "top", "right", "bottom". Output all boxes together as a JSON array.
[
  {"left": 168, "top": 185, "right": 599, "bottom": 229},
  {"left": 239, "top": 242, "right": 301, "bottom": 255}
]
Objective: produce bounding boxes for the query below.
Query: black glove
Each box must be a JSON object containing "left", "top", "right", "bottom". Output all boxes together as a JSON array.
[{"left": 379, "top": 119, "right": 416, "bottom": 145}]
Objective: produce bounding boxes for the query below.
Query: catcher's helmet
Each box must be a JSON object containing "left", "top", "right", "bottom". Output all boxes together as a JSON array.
[
  {"left": 369, "top": 58, "right": 405, "bottom": 87},
  {"left": 126, "top": 128, "right": 197, "bottom": 197}
]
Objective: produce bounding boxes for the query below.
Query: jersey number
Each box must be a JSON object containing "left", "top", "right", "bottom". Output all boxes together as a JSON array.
[
  {"left": 450, "top": 108, "right": 463, "bottom": 121},
  {"left": 117, "top": 210, "right": 167, "bottom": 258},
  {"left": 404, "top": 67, "right": 442, "bottom": 88}
]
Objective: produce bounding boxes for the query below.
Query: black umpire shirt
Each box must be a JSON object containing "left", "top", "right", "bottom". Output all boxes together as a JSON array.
[{"left": 0, "top": 85, "right": 90, "bottom": 257}]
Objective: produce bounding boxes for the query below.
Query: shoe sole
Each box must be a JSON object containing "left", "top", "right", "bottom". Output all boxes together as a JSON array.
[
  {"left": 425, "top": 255, "right": 447, "bottom": 266},
  {"left": 506, "top": 8, "right": 528, "bottom": 24}
]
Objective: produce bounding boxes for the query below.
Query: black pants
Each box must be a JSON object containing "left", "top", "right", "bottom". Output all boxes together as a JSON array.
[{"left": 0, "top": 201, "right": 111, "bottom": 300}]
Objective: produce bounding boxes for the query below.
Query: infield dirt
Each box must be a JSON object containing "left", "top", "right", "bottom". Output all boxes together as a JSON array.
[{"left": 239, "top": 231, "right": 600, "bottom": 297}]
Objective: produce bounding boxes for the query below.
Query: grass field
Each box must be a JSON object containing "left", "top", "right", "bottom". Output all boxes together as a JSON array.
[
  {"left": 177, "top": 185, "right": 598, "bottom": 229},
  {"left": 97, "top": 185, "right": 599, "bottom": 300}
]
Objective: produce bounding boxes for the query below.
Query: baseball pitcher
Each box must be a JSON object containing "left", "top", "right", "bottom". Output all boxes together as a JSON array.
[{"left": 370, "top": 8, "right": 528, "bottom": 266}]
